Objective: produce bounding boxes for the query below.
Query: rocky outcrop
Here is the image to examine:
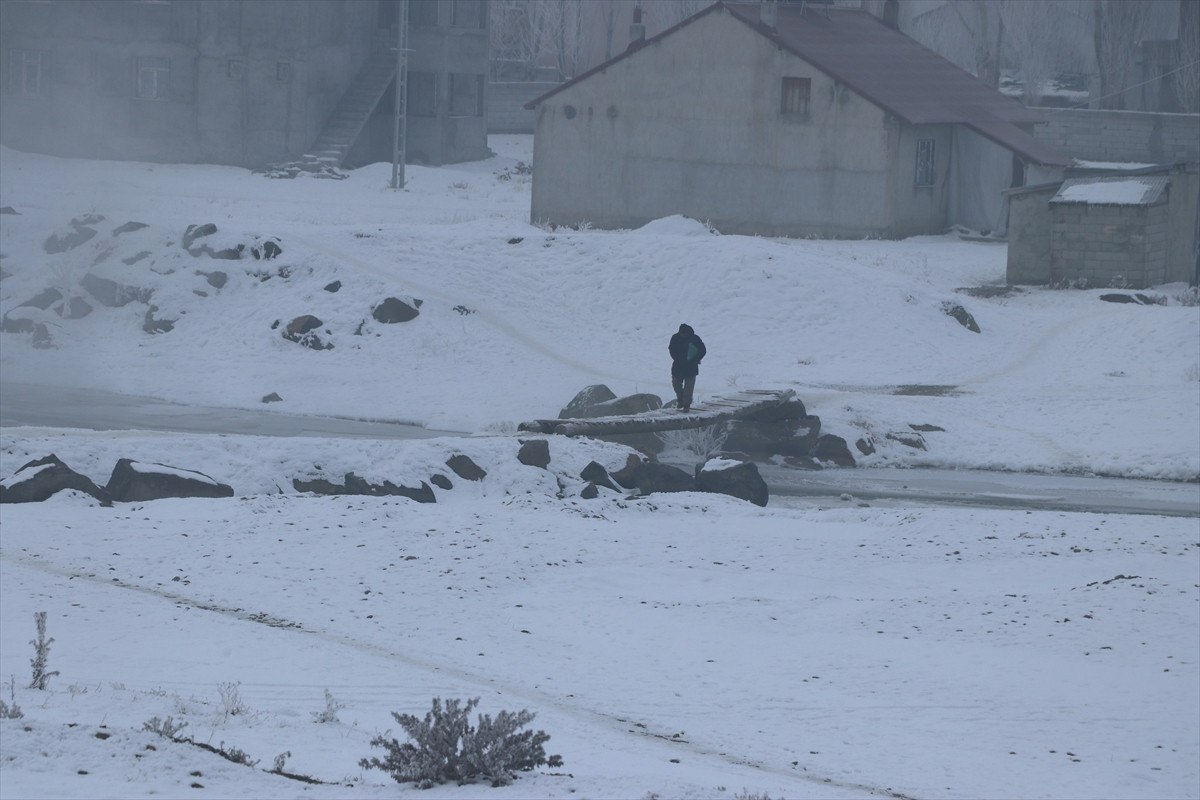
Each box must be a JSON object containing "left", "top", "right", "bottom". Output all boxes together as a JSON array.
[
  {"left": 81, "top": 273, "right": 152, "bottom": 307},
  {"left": 105, "top": 459, "right": 234, "bottom": 502},
  {"left": 283, "top": 315, "right": 331, "bottom": 349},
  {"left": 517, "top": 439, "right": 551, "bottom": 468},
  {"left": 560, "top": 384, "right": 616, "bottom": 417},
  {"left": 446, "top": 454, "right": 486, "bottom": 481},
  {"left": 623, "top": 461, "right": 695, "bottom": 495},
  {"left": 372, "top": 297, "right": 421, "bottom": 324},
  {"left": 813, "top": 434, "right": 856, "bottom": 467},
  {"left": 696, "top": 459, "right": 768, "bottom": 507},
  {"left": 580, "top": 461, "right": 621, "bottom": 492},
  {"left": 942, "top": 301, "right": 981, "bottom": 333},
  {"left": 0, "top": 455, "right": 110, "bottom": 505}
]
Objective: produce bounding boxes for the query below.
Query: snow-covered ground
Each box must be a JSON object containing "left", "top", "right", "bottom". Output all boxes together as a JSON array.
[{"left": 1, "top": 136, "right": 1197, "bottom": 799}]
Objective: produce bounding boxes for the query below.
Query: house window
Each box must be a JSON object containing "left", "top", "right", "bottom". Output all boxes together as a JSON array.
[
  {"left": 227, "top": 59, "right": 243, "bottom": 79},
  {"left": 135, "top": 56, "right": 169, "bottom": 100},
  {"left": 8, "top": 49, "right": 49, "bottom": 96},
  {"left": 780, "top": 76, "right": 810, "bottom": 116},
  {"left": 410, "top": 0, "right": 439, "bottom": 26},
  {"left": 409, "top": 71, "right": 436, "bottom": 116},
  {"left": 448, "top": 73, "right": 483, "bottom": 116},
  {"left": 276, "top": 61, "right": 292, "bottom": 82},
  {"left": 451, "top": 0, "right": 484, "bottom": 28},
  {"left": 914, "top": 138, "right": 936, "bottom": 186}
]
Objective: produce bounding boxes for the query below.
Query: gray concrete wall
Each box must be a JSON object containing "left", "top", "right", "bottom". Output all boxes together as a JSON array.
[
  {"left": 892, "top": 123, "right": 953, "bottom": 237},
  {"left": 531, "top": 7, "right": 935, "bottom": 238},
  {"left": 1005, "top": 185, "right": 1059, "bottom": 284},
  {"left": 1165, "top": 163, "right": 1199, "bottom": 284},
  {"left": 1034, "top": 109, "right": 1200, "bottom": 164},
  {"left": 488, "top": 81, "right": 559, "bottom": 134},
  {"left": 1050, "top": 202, "right": 1164, "bottom": 289},
  {"left": 0, "top": 0, "right": 377, "bottom": 167}
]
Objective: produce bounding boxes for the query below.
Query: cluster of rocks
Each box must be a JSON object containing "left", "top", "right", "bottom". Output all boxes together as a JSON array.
[
  {"left": 275, "top": 295, "right": 423, "bottom": 351},
  {"left": 556, "top": 384, "right": 857, "bottom": 468},
  {"left": 0, "top": 454, "right": 233, "bottom": 506},
  {"left": 253, "top": 158, "right": 349, "bottom": 181}
]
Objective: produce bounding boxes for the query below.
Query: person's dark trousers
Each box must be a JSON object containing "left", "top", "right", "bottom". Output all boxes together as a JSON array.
[{"left": 672, "top": 374, "right": 696, "bottom": 411}]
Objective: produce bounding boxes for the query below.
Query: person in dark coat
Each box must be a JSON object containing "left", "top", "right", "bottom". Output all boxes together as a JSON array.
[{"left": 668, "top": 323, "right": 706, "bottom": 412}]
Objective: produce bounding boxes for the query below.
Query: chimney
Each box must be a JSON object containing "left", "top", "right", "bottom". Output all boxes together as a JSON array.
[
  {"left": 882, "top": 0, "right": 899, "bottom": 29},
  {"left": 760, "top": 0, "right": 778, "bottom": 30},
  {"left": 629, "top": 2, "right": 646, "bottom": 45}
]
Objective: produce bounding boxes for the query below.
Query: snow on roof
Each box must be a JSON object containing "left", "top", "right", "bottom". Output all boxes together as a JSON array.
[
  {"left": 1071, "top": 160, "right": 1160, "bottom": 171},
  {"left": 1050, "top": 176, "right": 1169, "bottom": 206}
]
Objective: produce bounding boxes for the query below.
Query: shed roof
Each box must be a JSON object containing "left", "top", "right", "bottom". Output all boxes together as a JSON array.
[
  {"left": 526, "top": 1, "right": 1069, "bottom": 166},
  {"left": 1050, "top": 176, "right": 1170, "bottom": 206}
]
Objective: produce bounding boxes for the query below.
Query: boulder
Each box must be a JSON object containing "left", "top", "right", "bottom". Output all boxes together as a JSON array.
[
  {"left": 372, "top": 297, "right": 420, "bottom": 324},
  {"left": 81, "top": 273, "right": 152, "bottom": 307},
  {"left": 813, "top": 434, "right": 856, "bottom": 467},
  {"left": 742, "top": 397, "right": 807, "bottom": 422},
  {"left": 54, "top": 296, "right": 93, "bottom": 319},
  {"left": 20, "top": 288, "right": 63, "bottom": 310},
  {"left": 559, "top": 384, "right": 616, "bottom": 418},
  {"left": 283, "top": 315, "right": 330, "bottom": 349},
  {"left": 594, "top": 432, "right": 664, "bottom": 458},
  {"left": 886, "top": 431, "right": 926, "bottom": 450},
  {"left": 44, "top": 224, "right": 97, "bottom": 254},
  {"left": 580, "top": 461, "right": 620, "bottom": 492},
  {"left": 855, "top": 436, "right": 876, "bottom": 456},
  {"left": 610, "top": 454, "right": 645, "bottom": 489},
  {"left": 324, "top": 281, "right": 342, "bottom": 293},
  {"left": 261, "top": 392, "right": 283, "bottom": 403},
  {"left": 182, "top": 223, "right": 218, "bottom": 250},
  {"left": 344, "top": 473, "right": 435, "bottom": 503},
  {"left": 198, "top": 270, "right": 228, "bottom": 289},
  {"left": 106, "top": 459, "right": 233, "bottom": 502},
  {"left": 112, "top": 221, "right": 149, "bottom": 236},
  {"left": 580, "top": 482, "right": 600, "bottom": 499},
  {"left": 721, "top": 416, "right": 820, "bottom": 460},
  {"left": 908, "top": 423, "right": 945, "bottom": 432},
  {"left": 292, "top": 477, "right": 348, "bottom": 495},
  {"left": 0, "top": 454, "right": 110, "bottom": 505},
  {"left": 517, "top": 439, "right": 551, "bottom": 468},
  {"left": 627, "top": 462, "right": 695, "bottom": 495},
  {"left": 429, "top": 474, "right": 453, "bottom": 490},
  {"left": 251, "top": 238, "right": 282, "bottom": 260},
  {"left": 143, "top": 305, "right": 175, "bottom": 335},
  {"left": 562, "top": 392, "right": 662, "bottom": 419},
  {"left": 942, "top": 301, "right": 981, "bottom": 333},
  {"left": 446, "top": 454, "right": 486, "bottom": 481},
  {"left": 31, "top": 322, "right": 53, "bottom": 349},
  {"left": 696, "top": 459, "right": 768, "bottom": 507}
]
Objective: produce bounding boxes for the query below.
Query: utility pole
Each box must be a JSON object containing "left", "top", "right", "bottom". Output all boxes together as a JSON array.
[{"left": 391, "top": 0, "right": 409, "bottom": 189}]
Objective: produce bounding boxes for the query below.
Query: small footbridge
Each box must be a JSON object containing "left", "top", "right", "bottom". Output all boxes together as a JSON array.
[{"left": 519, "top": 389, "right": 797, "bottom": 437}]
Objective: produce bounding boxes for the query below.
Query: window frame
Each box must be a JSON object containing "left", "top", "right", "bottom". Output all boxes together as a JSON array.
[
  {"left": 7, "top": 48, "right": 50, "bottom": 97},
  {"left": 448, "top": 72, "right": 483, "bottom": 117},
  {"left": 914, "top": 137, "right": 936, "bottom": 187},
  {"left": 780, "top": 76, "right": 811, "bottom": 117}
]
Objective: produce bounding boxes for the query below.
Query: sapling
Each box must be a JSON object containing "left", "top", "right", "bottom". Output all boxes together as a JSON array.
[
  {"left": 0, "top": 676, "right": 23, "bottom": 719},
  {"left": 28, "top": 612, "right": 59, "bottom": 690}
]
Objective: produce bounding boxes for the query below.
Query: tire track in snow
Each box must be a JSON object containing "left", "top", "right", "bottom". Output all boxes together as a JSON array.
[
  {"left": 1, "top": 548, "right": 913, "bottom": 799},
  {"left": 291, "top": 233, "right": 665, "bottom": 390}
]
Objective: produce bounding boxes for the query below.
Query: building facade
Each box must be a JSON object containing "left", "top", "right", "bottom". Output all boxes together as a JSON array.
[{"left": 0, "top": 0, "right": 488, "bottom": 168}]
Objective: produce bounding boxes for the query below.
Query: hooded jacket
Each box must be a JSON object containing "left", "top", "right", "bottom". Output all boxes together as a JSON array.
[{"left": 668, "top": 324, "right": 706, "bottom": 378}]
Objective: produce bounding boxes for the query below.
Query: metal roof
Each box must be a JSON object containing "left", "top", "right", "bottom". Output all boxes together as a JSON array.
[
  {"left": 1050, "top": 176, "right": 1170, "bottom": 206},
  {"left": 526, "top": 1, "right": 1070, "bottom": 167}
]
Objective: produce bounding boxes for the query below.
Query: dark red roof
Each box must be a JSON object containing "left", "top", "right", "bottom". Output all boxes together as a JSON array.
[{"left": 526, "top": 1, "right": 1068, "bottom": 166}]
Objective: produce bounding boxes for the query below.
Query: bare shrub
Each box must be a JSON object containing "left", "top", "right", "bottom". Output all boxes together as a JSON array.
[
  {"left": 143, "top": 715, "right": 189, "bottom": 740},
  {"left": 359, "top": 697, "right": 562, "bottom": 789},
  {"left": 0, "top": 676, "right": 23, "bottom": 719},
  {"left": 311, "top": 688, "right": 345, "bottom": 724},
  {"left": 658, "top": 423, "right": 728, "bottom": 462},
  {"left": 217, "top": 681, "right": 247, "bottom": 719},
  {"left": 28, "top": 612, "right": 59, "bottom": 691}
]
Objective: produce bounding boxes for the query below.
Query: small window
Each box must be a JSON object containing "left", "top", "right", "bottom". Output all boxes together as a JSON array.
[
  {"left": 410, "top": 0, "right": 439, "bottom": 26},
  {"left": 915, "top": 138, "right": 936, "bottom": 186},
  {"left": 276, "top": 62, "right": 292, "bottom": 82},
  {"left": 8, "top": 49, "right": 50, "bottom": 97},
  {"left": 135, "top": 56, "right": 169, "bottom": 100},
  {"left": 448, "top": 73, "right": 483, "bottom": 116},
  {"left": 451, "top": 0, "right": 483, "bottom": 28},
  {"left": 780, "top": 76, "right": 810, "bottom": 116},
  {"left": 227, "top": 59, "right": 243, "bottom": 79},
  {"left": 409, "top": 71, "right": 436, "bottom": 116}
]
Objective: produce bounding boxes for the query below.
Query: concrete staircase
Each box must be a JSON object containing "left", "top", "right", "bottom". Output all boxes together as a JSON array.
[{"left": 307, "top": 47, "right": 397, "bottom": 168}]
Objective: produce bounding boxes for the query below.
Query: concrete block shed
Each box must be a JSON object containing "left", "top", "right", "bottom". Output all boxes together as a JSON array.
[{"left": 1047, "top": 176, "right": 1170, "bottom": 289}]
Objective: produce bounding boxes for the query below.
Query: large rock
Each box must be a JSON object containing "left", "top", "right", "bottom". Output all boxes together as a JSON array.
[
  {"left": 283, "top": 315, "right": 330, "bottom": 349},
  {"left": 813, "top": 434, "right": 856, "bottom": 467},
  {"left": 143, "top": 305, "right": 176, "bottom": 335},
  {"left": 563, "top": 391, "right": 663, "bottom": 419},
  {"left": 594, "top": 432, "right": 665, "bottom": 458},
  {"left": 44, "top": 218, "right": 100, "bottom": 254},
  {"left": 181, "top": 223, "right": 218, "bottom": 250},
  {"left": 0, "top": 454, "right": 110, "bottom": 505},
  {"left": 610, "top": 454, "right": 645, "bottom": 489},
  {"left": 344, "top": 473, "right": 436, "bottom": 503},
  {"left": 942, "top": 301, "right": 981, "bottom": 333},
  {"left": 559, "top": 384, "right": 616, "bottom": 418},
  {"left": 626, "top": 462, "right": 695, "bottom": 495},
  {"left": 517, "top": 439, "right": 551, "bottom": 468},
  {"left": 446, "top": 454, "right": 486, "bottom": 481},
  {"left": 721, "top": 415, "right": 820, "bottom": 460},
  {"left": 742, "top": 397, "right": 807, "bottom": 422},
  {"left": 372, "top": 297, "right": 420, "bottom": 324},
  {"left": 580, "top": 461, "right": 620, "bottom": 492},
  {"left": 105, "top": 459, "right": 234, "bottom": 502},
  {"left": 696, "top": 459, "right": 768, "bottom": 506},
  {"left": 81, "top": 273, "right": 152, "bottom": 307}
]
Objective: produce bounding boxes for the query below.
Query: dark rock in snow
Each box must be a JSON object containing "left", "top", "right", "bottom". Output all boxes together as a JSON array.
[
  {"left": 123, "top": 251, "right": 152, "bottom": 265},
  {"left": 627, "top": 462, "right": 695, "bottom": 495},
  {"left": 580, "top": 482, "right": 600, "bottom": 499},
  {"left": 143, "top": 305, "right": 175, "bottom": 334},
  {"left": 292, "top": 477, "right": 347, "bottom": 495},
  {"left": 742, "top": 397, "right": 807, "bottom": 422},
  {"left": 610, "top": 454, "right": 645, "bottom": 489},
  {"left": 942, "top": 302, "right": 981, "bottom": 333},
  {"left": 282, "top": 315, "right": 331, "bottom": 349},
  {"left": 261, "top": 392, "right": 283, "bottom": 403},
  {"left": 324, "top": 281, "right": 342, "bottom": 293},
  {"left": 106, "top": 458, "right": 233, "bottom": 502},
  {"left": 0, "top": 454, "right": 110, "bottom": 505},
  {"left": 112, "top": 221, "right": 149, "bottom": 236},
  {"left": 813, "top": 434, "right": 856, "bottom": 467},
  {"left": 251, "top": 239, "right": 282, "bottom": 260},
  {"left": 446, "top": 454, "right": 486, "bottom": 481},
  {"left": 580, "top": 461, "right": 620, "bottom": 492},
  {"left": 696, "top": 459, "right": 768, "bottom": 507},
  {"left": 0, "top": 206, "right": 18, "bottom": 215},
  {"left": 517, "top": 439, "right": 551, "bottom": 469},
  {"left": 594, "top": 431, "right": 665, "bottom": 458},
  {"left": 909, "top": 423, "right": 945, "bottom": 432},
  {"left": 31, "top": 322, "right": 53, "bottom": 349},
  {"left": 886, "top": 431, "right": 927, "bottom": 450},
  {"left": 372, "top": 297, "right": 420, "bottom": 324},
  {"left": 430, "top": 474, "right": 453, "bottom": 490},
  {"left": 43, "top": 223, "right": 97, "bottom": 254},
  {"left": 182, "top": 223, "right": 218, "bottom": 250},
  {"left": 54, "top": 296, "right": 93, "bottom": 319},
  {"left": 81, "top": 273, "right": 153, "bottom": 307},
  {"left": 855, "top": 437, "right": 876, "bottom": 456},
  {"left": 1099, "top": 293, "right": 1139, "bottom": 304},
  {"left": 198, "top": 270, "right": 228, "bottom": 289},
  {"left": 344, "top": 473, "right": 435, "bottom": 503},
  {"left": 21, "top": 288, "right": 64, "bottom": 310},
  {"left": 560, "top": 385, "right": 617, "bottom": 418}
]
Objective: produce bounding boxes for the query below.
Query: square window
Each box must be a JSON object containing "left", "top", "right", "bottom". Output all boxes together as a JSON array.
[
  {"left": 451, "top": 0, "right": 482, "bottom": 28},
  {"left": 135, "top": 56, "right": 169, "bottom": 100},
  {"left": 449, "top": 72, "right": 482, "bottom": 116},
  {"left": 410, "top": 0, "right": 439, "bottom": 26},
  {"left": 780, "top": 76, "right": 810, "bottom": 116},
  {"left": 915, "top": 138, "right": 936, "bottom": 186},
  {"left": 276, "top": 61, "right": 292, "bottom": 82},
  {"left": 227, "top": 59, "right": 243, "bottom": 79},
  {"left": 8, "top": 49, "right": 49, "bottom": 97}
]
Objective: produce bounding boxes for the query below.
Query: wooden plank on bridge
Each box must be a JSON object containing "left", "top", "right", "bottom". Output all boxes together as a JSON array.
[{"left": 519, "top": 389, "right": 797, "bottom": 437}]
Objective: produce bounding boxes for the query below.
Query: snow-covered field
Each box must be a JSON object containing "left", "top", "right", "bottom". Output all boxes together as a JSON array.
[{"left": 1, "top": 136, "right": 1197, "bottom": 799}]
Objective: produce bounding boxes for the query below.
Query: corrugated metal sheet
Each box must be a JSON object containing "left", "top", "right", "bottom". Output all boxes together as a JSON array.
[{"left": 1050, "top": 175, "right": 1170, "bottom": 206}]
